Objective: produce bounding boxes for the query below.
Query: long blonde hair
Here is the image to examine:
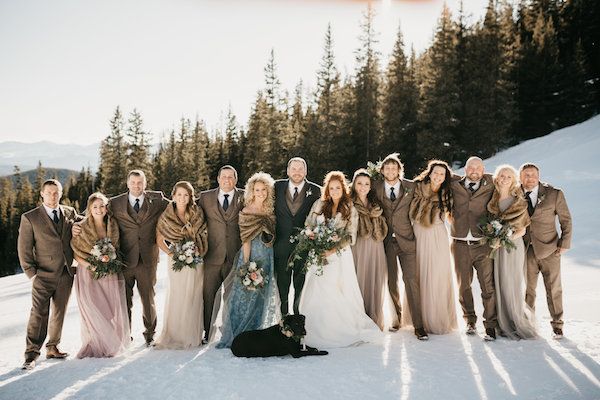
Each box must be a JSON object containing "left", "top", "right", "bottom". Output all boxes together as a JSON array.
[
  {"left": 493, "top": 164, "right": 520, "bottom": 196},
  {"left": 244, "top": 172, "right": 275, "bottom": 213}
]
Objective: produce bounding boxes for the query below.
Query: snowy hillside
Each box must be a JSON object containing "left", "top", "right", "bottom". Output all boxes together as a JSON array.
[{"left": 0, "top": 118, "right": 599, "bottom": 400}]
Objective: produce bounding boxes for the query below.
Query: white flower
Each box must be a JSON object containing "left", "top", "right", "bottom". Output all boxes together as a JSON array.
[
  {"left": 507, "top": 228, "right": 514, "bottom": 237},
  {"left": 306, "top": 189, "right": 312, "bottom": 197},
  {"left": 185, "top": 256, "right": 193, "bottom": 264},
  {"left": 255, "top": 274, "right": 263, "bottom": 284},
  {"left": 242, "top": 278, "right": 251, "bottom": 286},
  {"left": 491, "top": 220, "right": 503, "bottom": 233},
  {"left": 248, "top": 262, "right": 257, "bottom": 271},
  {"left": 178, "top": 255, "right": 186, "bottom": 261}
]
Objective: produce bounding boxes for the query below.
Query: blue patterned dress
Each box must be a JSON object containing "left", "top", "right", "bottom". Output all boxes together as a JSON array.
[{"left": 216, "top": 212, "right": 280, "bottom": 348}]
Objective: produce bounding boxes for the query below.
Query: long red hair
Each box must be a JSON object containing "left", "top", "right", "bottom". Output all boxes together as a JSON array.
[{"left": 321, "top": 171, "right": 352, "bottom": 220}]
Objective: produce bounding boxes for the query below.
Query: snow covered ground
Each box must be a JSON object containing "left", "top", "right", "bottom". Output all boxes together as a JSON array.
[{"left": 1, "top": 117, "right": 600, "bottom": 400}]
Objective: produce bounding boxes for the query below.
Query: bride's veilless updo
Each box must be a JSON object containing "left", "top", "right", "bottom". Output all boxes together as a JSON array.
[{"left": 321, "top": 171, "right": 352, "bottom": 220}]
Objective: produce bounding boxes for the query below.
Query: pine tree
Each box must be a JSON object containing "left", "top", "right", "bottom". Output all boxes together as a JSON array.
[
  {"left": 33, "top": 161, "right": 46, "bottom": 199},
  {"left": 190, "top": 119, "right": 211, "bottom": 191},
  {"left": 99, "top": 106, "right": 129, "bottom": 196},
  {"left": 418, "top": 4, "right": 460, "bottom": 162},
  {"left": 127, "top": 109, "right": 153, "bottom": 184},
  {"left": 382, "top": 25, "right": 420, "bottom": 175},
  {"left": 352, "top": 4, "right": 382, "bottom": 169}
]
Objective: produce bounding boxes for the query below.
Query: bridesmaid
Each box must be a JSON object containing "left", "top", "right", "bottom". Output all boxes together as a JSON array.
[
  {"left": 488, "top": 165, "right": 537, "bottom": 340},
  {"left": 71, "top": 192, "right": 130, "bottom": 358},
  {"left": 215, "top": 172, "right": 280, "bottom": 348},
  {"left": 406, "top": 160, "right": 457, "bottom": 334},
  {"left": 350, "top": 169, "right": 389, "bottom": 330},
  {"left": 155, "top": 181, "right": 208, "bottom": 349}
]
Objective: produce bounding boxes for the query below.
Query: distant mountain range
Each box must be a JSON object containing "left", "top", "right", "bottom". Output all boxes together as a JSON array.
[
  {"left": 2, "top": 167, "right": 81, "bottom": 187},
  {"left": 0, "top": 141, "right": 100, "bottom": 176}
]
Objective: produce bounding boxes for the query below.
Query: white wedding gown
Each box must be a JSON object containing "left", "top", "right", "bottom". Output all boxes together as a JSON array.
[{"left": 299, "top": 202, "right": 382, "bottom": 349}]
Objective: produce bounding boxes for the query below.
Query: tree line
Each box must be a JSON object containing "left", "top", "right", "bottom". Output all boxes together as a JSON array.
[{"left": 1, "top": 0, "right": 598, "bottom": 275}]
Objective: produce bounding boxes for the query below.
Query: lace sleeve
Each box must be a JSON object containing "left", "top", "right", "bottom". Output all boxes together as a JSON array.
[{"left": 304, "top": 199, "right": 322, "bottom": 228}]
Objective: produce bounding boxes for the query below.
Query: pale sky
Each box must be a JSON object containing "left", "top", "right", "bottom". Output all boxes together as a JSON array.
[{"left": 0, "top": 0, "right": 488, "bottom": 144}]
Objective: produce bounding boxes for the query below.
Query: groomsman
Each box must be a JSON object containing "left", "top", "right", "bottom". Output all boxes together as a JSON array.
[
  {"left": 18, "top": 179, "right": 81, "bottom": 369},
  {"left": 520, "top": 163, "right": 572, "bottom": 339},
  {"left": 107, "top": 170, "right": 169, "bottom": 346},
  {"left": 198, "top": 165, "right": 244, "bottom": 340},
  {"left": 274, "top": 157, "right": 321, "bottom": 315},
  {"left": 374, "top": 153, "right": 428, "bottom": 340},
  {"left": 450, "top": 156, "right": 497, "bottom": 341}
]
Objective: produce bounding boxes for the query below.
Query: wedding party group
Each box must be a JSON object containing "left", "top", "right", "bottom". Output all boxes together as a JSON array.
[{"left": 16, "top": 153, "right": 572, "bottom": 370}]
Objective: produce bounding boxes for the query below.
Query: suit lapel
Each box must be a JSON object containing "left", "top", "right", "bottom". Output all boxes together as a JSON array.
[
  {"left": 58, "top": 205, "right": 70, "bottom": 240},
  {"left": 37, "top": 206, "right": 60, "bottom": 238},
  {"left": 532, "top": 183, "right": 546, "bottom": 216},
  {"left": 137, "top": 193, "right": 150, "bottom": 223},
  {"left": 281, "top": 180, "right": 294, "bottom": 217}
]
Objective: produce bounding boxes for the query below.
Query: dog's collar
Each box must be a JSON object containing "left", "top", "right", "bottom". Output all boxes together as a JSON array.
[{"left": 279, "top": 320, "right": 303, "bottom": 342}]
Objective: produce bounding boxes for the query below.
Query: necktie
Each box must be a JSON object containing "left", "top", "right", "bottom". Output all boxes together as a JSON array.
[
  {"left": 390, "top": 187, "right": 396, "bottom": 202},
  {"left": 134, "top": 199, "right": 140, "bottom": 213},
  {"left": 293, "top": 187, "right": 299, "bottom": 201},
  {"left": 223, "top": 194, "right": 230, "bottom": 211},
  {"left": 468, "top": 182, "right": 476, "bottom": 193},
  {"left": 52, "top": 210, "right": 59, "bottom": 224},
  {"left": 525, "top": 191, "right": 534, "bottom": 216}
]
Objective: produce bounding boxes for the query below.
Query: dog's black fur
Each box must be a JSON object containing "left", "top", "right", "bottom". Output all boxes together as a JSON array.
[{"left": 230, "top": 314, "right": 328, "bottom": 358}]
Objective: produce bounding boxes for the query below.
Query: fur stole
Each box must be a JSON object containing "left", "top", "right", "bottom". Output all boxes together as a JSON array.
[
  {"left": 487, "top": 189, "right": 530, "bottom": 232},
  {"left": 409, "top": 181, "right": 450, "bottom": 227},
  {"left": 71, "top": 216, "right": 120, "bottom": 261},
  {"left": 157, "top": 202, "right": 208, "bottom": 256},
  {"left": 239, "top": 211, "right": 276, "bottom": 246},
  {"left": 353, "top": 200, "right": 388, "bottom": 242}
]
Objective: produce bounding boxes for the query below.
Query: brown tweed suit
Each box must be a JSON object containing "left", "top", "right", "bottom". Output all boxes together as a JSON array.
[
  {"left": 373, "top": 179, "right": 423, "bottom": 330},
  {"left": 18, "top": 205, "right": 80, "bottom": 359},
  {"left": 108, "top": 190, "right": 169, "bottom": 342},
  {"left": 523, "top": 182, "right": 572, "bottom": 329},
  {"left": 450, "top": 174, "right": 497, "bottom": 330},
  {"left": 198, "top": 187, "right": 244, "bottom": 337}
]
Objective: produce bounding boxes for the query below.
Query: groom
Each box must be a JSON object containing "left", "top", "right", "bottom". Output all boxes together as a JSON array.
[{"left": 274, "top": 157, "right": 321, "bottom": 315}]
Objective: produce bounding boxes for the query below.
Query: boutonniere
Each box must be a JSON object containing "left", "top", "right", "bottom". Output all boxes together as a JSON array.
[
  {"left": 403, "top": 187, "right": 411, "bottom": 197},
  {"left": 538, "top": 194, "right": 545, "bottom": 205},
  {"left": 306, "top": 189, "right": 313, "bottom": 198}
]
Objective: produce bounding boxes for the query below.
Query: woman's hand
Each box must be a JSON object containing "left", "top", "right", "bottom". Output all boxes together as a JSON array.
[{"left": 511, "top": 228, "right": 526, "bottom": 240}]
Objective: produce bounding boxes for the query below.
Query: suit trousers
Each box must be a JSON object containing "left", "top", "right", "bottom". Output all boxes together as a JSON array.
[
  {"left": 25, "top": 269, "right": 74, "bottom": 358},
  {"left": 525, "top": 247, "right": 563, "bottom": 329},
  {"left": 123, "top": 261, "right": 158, "bottom": 342},
  {"left": 384, "top": 238, "right": 423, "bottom": 329},
  {"left": 452, "top": 240, "right": 497, "bottom": 329},
  {"left": 274, "top": 254, "right": 305, "bottom": 316},
  {"left": 203, "top": 260, "right": 234, "bottom": 338}
]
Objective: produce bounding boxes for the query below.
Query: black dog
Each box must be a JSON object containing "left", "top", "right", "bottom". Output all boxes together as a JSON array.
[{"left": 230, "top": 314, "right": 328, "bottom": 358}]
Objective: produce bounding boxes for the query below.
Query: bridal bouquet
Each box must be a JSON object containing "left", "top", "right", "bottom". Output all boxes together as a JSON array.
[
  {"left": 288, "top": 220, "right": 351, "bottom": 276},
  {"left": 169, "top": 239, "right": 203, "bottom": 271},
  {"left": 239, "top": 260, "right": 267, "bottom": 291},
  {"left": 479, "top": 215, "right": 517, "bottom": 258},
  {"left": 86, "top": 238, "right": 125, "bottom": 280}
]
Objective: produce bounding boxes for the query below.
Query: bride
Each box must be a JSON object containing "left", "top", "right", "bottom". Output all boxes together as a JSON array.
[{"left": 299, "top": 171, "right": 381, "bottom": 348}]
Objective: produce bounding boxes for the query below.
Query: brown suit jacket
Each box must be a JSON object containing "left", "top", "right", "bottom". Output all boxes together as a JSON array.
[
  {"left": 18, "top": 205, "right": 80, "bottom": 279},
  {"left": 108, "top": 191, "right": 169, "bottom": 268},
  {"left": 523, "top": 182, "right": 572, "bottom": 260},
  {"left": 373, "top": 179, "right": 416, "bottom": 253},
  {"left": 450, "top": 174, "right": 494, "bottom": 238},
  {"left": 198, "top": 188, "right": 244, "bottom": 265}
]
